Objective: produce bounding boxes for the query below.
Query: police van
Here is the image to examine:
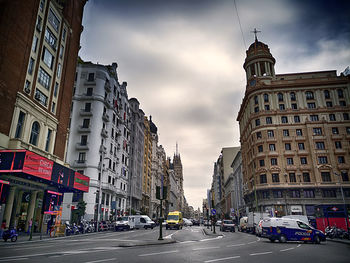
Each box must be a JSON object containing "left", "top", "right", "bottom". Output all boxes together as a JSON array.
[{"left": 261, "top": 217, "right": 326, "bottom": 244}]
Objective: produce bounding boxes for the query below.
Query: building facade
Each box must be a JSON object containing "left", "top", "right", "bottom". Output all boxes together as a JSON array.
[
  {"left": 237, "top": 37, "right": 350, "bottom": 229},
  {"left": 141, "top": 116, "right": 152, "bottom": 215},
  {"left": 128, "top": 98, "right": 145, "bottom": 214},
  {"left": 67, "top": 61, "right": 130, "bottom": 221},
  {"left": 0, "top": 0, "right": 88, "bottom": 232}
]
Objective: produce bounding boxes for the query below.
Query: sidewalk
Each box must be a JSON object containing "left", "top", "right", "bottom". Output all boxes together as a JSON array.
[{"left": 202, "top": 227, "right": 223, "bottom": 236}]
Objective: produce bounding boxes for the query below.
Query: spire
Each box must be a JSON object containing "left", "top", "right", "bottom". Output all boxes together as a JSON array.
[
  {"left": 251, "top": 28, "right": 261, "bottom": 42},
  {"left": 176, "top": 142, "right": 178, "bottom": 156}
]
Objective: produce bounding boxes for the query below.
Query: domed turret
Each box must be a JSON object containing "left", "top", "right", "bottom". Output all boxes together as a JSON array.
[{"left": 243, "top": 30, "right": 276, "bottom": 82}]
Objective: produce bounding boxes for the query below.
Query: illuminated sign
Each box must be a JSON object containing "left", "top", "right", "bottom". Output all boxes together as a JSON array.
[
  {"left": 0, "top": 150, "right": 25, "bottom": 172},
  {"left": 23, "top": 151, "right": 53, "bottom": 180},
  {"left": 74, "top": 172, "right": 90, "bottom": 192}
]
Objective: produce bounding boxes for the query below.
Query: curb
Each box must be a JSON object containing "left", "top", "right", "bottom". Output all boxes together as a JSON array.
[{"left": 202, "top": 228, "right": 223, "bottom": 237}]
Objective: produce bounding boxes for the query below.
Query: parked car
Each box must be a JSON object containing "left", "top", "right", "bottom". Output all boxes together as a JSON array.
[
  {"left": 216, "top": 220, "right": 222, "bottom": 226},
  {"left": 183, "top": 218, "right": 193, "bottom": 226},
  {"left": 191, "top": 219, "right": 200, "bottom": 226},
  {"left": 220, "top": 220, "right": 235, "bottom": 232},
  {"left": 115, "top": 217, "right": 131, "bottom": 231}
]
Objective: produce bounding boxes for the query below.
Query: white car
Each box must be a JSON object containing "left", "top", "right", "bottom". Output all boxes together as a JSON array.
[{"left": 183, "top": 218, "right": 193, "bottom": 226}]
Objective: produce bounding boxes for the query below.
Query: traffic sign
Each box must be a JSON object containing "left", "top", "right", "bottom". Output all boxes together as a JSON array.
[{"left": 211, "top": 209, "right": 216, "bottom": 215}]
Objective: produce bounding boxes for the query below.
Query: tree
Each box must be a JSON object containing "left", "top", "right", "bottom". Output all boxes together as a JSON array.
[{"left": 71, "top": 200, "right": 87, "bottom": 223}]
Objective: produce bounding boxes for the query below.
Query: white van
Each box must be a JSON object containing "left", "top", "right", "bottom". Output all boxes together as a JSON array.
[
  {"left": 130, "top": 215, "right": 155, "bottom": 229},
  {"left": 261, "top": 217, "right": 326, "bottom": 244},
  {"left": 238, "top": 216, "right": 248, "bottom": 232}
]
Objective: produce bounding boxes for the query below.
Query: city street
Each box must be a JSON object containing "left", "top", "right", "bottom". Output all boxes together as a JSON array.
[{"left": 0, "top": 226, "right": 348, "bottom": 263}]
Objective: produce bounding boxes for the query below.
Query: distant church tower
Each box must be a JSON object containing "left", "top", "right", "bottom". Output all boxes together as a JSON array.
[{"left": 173, "top": 143, "right": 184, "bottom": 211}]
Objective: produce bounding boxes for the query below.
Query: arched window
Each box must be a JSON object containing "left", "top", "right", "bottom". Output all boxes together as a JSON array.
[
  {"left": 29, "top": 121, "right": 40, "bottom": 146},
  {"left": 254, "top": 96, "right": 258, "bottom": 105},
  {"left": 263, "top": 93, "right": 269, "bottom": 103},
  {"left": 290, "top": 92, "right": 296, "bottom": 101},
  {"left": 278, "top": 93, "right": 284, "bottom": 102},
  {"left": 305, "top": 91, "right": 314, "bottom": 100}
]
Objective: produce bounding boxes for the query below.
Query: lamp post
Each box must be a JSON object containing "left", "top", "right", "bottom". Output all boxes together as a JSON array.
[{"left": 335, "top": 172, "right": 349, "bottom": 234}]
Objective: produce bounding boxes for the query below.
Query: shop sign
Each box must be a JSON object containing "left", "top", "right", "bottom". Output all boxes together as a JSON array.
[
  {"left": 291, "top": 205, "right": 303, "bottom": 213},
  {"left": 23, "top": 151, "right": 53, "bottom": 180},
  {"left": 73, "top": 172, "right": 90, "bottom": 192}
]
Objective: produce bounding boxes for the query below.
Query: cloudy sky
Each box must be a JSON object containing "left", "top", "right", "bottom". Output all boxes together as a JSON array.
[{"left": 79, "top": 0, "right": 350, "bottom": 210}]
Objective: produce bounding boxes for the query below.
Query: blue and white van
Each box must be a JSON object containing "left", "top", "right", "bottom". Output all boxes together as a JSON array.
[{"left": 261, "top": 217, "right": 326, "bottom": 244}]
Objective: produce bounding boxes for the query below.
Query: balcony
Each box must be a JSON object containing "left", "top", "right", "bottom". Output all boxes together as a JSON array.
[
  {"left": 295, "top": 136, "right": 306, "bottom": 141},
  {"left": 80, "top": 109, "right": 93, "bottom": 116},
  {"left": 78, "top": 125, "right": 91, "bottom": 133},
  {"left": 74, "top": 160, "right": 88, "bottom": 168},
  {"left": 102, "top": 112, "right": 110, "bottom": 122},
  {"left": 283, "top": 150, "right": 295, "bottom": 156},
  {"left": 267, "top": 151, "right": 279, "bottom": 157},
  {"left": 84, "top": 79, "right": 96, "bottom": 86},
  {"left": 75, "top": 142, "right": 89, "bottom": 150},
  {"left": 101, "top": 128, "right": 108, "bottom": 138},
  {"left": 331, "top": 134, "right": 343, "bottom": 140},
  {"left": 99, "top": 145, "right": 107, "bottom": 154}
]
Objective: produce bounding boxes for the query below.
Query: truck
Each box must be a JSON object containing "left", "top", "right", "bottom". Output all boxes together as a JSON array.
[
  {"left": 166, "top": 211, "right": 183, "bottom": 230},
  {"left": 247, "top": 212, "right": 269, "bottom": 233}
]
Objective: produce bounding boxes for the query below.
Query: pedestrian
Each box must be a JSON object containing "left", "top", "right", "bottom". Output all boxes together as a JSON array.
[
  {"left": 47, "top": 218, "right": 53, "bottom": 235},
  {"left": 0, "top": 220, "right": 6, "bottom": 238},
  {"left": 27, "top": 218, "right": 32, "bottom": 235}
]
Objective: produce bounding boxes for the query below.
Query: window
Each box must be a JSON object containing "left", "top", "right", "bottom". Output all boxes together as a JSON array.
[
  {"left": 87, "top": 87, "right": 93, "bottom": 96},
  {"left": 266, "top": 117, "right": 272, "bottom": 124},
  {"left": 260, "top": 174, "right": 267, "bottom": 184},
  {"left": 341, "top": 172, "right": 349, "bottom": 182},
  {"left": 81, "top": 135, "right": 88, "bottom": 145},
  {"left": 332, "top": 127, "right": 339, "bottom": 134},
  {"left": 278, "top": 93, "right": 284, "bottom": 102},
  {"left": 271, "top": 158, "right": 278, "bottom": 165},
  {"left": 321, "top": 172, "right": 331, "bottom": 182},
  {"left": 279, "top": 104, "right": 285, "bottom": 110},
  {"left": 329, "top": 114, "right": 336, "bottom": 121},
  {"left": 88, "top": 73, "right": 95, "bottom": 81},
  {"left": 290, "top": 92, "right": 296, "bottom": 101},
  {"left": 39, "top": 0, "right": 45, "bottom": 12},
  {"left": 264, "top": 105, "right": 270, "bottom": 111},
  {"left": 291, "top": 103, "right": 298, "bottom": 110},
  {"left": 326, "top": 101, "right": 333, "bottom": 108},
  {"left": 338, "top": 156, "right": 345, "bottom": 164},
  {"left": 318, "top": 156, "right": 328, "bottom": 164},
  {"left": 259, "top": 159, "right": 265, "bottom": 167},
  {"left": 315, "top": 142, "right": 325, "bottom": 149},
  {"left": 273, "top": 190, "right": 282, "bottom": 198},
  {"left": 254, "top": 106, "right": 259, "bottom": 113},
  {"left": 255, "top": 119, "right": 260, "bottom": 126},
  {"left": 15, "top": 111, "right": 26, "bottom": 138},
  {"left": 313, "top": 128, "right": 322, "bottom": 135},
  {"left": 57, "top": 63, "right": 61, "bottom": 78},
  {"left": 254, "top": 96, "right": 258, "bottom": 104},
  {"left": 294, "top": 115, "right": 300, "bottom": 123},
  {"left": 267, "top": 130, "right": 274, "bottom": 138},
  {"left": 304, "top": 189, "right": 314, "bottom": 198},
  {"left": 306, "top": 91, "right": 314, "bottom": 100},
  {"left": 256, "top": 132, "right": 262, "bottom": 139},
  {"left": 337, "top": 89, "right": 344, "bottom": 98},
  {"left": 340, "top": 100, "right": 347, "bottom": 107},
  {"left": 307, "top": 102, "right": 316, "bottom": 109},
  {"left": 258, "top": 145, "right": 263, "bottom": 152},
  {"left": 28, "top": 58, "right": 34, "bottom": 75},
  {"left": 303, "top": 173, "right": 311, "bottom": 182},
  {"left": 36, "top": 16, "right": 42, "bottom": 31},
  {"left": 264, "top": 93, "right": 269, "bottom": 102},
  {"left": 48, "top": 8, "right": 60, "bottom": 32},
  {"left": 296, "top": 129, "right": 303, "bottom": 136},
  {"left": 44, "top": 28, "right": 57, "bottom": 50},
  {"left": 59, "top": 45, "right": 64, "bottom": 59},
  {"left": 29, "top": 121, "right": 40, "bottom": 146},
  {"left": 324, "top": 90, "right": 330, "bottom": 99},
  {"left": 281, "top": 116, "right": 288, "bottom": 123},
  {"left": 44, "top": 128, "right": 52, "bottom": 152},
  {"left": 51, "top": 102, "right": 55, "bottom": 113},
  {"left": 38, "top": 67, "right": 51, "bottom": 89},
  {"left": 310, "top": 115, "right": 319, "bottom": 121},
  {"left": 287, "top": 158, "right": 294, "bottom": 165},
  {"left": 298, "top": 143, "right": 305, "bottom": 150},
  {"left": 300, "top": 157, "right": 308, "bottom": 164},
  {"left": 42, "top": 47, "right": 54, "bottom": 69},
  {"left": 54, "top": 83, "right": 59, "bottom": 97},
  {"left": 84, "top": 103, "right": 91, "bottom": 112},
  {"left": 269, "top": 144, "right": 276, "bottom": 151},
  {"left": 82, "top": 119, "right": 90, "bottom": 128},
  {"left": 35, "top": 89, "right": 48, "bottom": 106},
  {"left": 62, "top": 28, "right": 67, "bottom": 41},
  {"left": 32, "top": 35, "right": 38, "bottom": 53},
  {"left": 343, "top": 113, "right": 350, "bottom": 120},
  {"left": 322, "top": 190, "right": 336, "bottom": 198},
  {"left": 283, "top": 129, "right": 289, "bottom": 136},
  {"left": 347, "top": 127, "right": 350, "bottom": 134},
  {"left": 262, "top": 191, "right": 269, "bottom": 199},
  {"left": 335, "top": 141, "right": 342, "bottom": 149},
  {"left": 285, "top": 143, "right": 291, "bottom": 150},
  {"left": 289, "top": 173, "right": 296, "bottom": 183},
  {"left": 291, "top": 190, "right": 300, "bottom": 198}
]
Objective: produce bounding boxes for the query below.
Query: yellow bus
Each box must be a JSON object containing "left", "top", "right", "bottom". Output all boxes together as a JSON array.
[{"left": 166, "top": 211, "right": 183, "bottom": 230}]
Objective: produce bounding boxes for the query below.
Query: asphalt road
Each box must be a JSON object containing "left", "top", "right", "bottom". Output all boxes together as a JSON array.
[{"left": 0, "top": 226, "right": 349, "bottom": 263}]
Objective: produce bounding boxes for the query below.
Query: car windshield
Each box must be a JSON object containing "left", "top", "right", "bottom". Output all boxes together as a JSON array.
[
  {"left": 167, "top": 215, "right": 179, "bottom": 220},
  {"left": 121, "top": 217, "right": 128, "bottom": 221},
  {"left": 223, "top": 220, "right": 233, "bottom": 224}
]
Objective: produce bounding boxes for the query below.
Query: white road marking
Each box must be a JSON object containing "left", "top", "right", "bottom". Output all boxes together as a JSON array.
[
  {"left": 193, "top": 246, "right": 219, "bottom": 251},
  {"left": 226, "top": 243, "right": 245, "bottom": 247},
  {"left": 138, "top": 250, "right": 178, "bottom": 257},
  {"left": 247, "top": 241, "right": 256, "bottom": 244},
  {"left": 280, "top": 247, "right": 295, "bottom": 252},
  {"left": 0, "top": 258, "right": 29, "bottom": 262},
  {"left": 200, "top": 236, "right": 223, "bottom": 242},
  {"left": 84, "top": 258, "right": 117, "bottom": 263},
  {"left": 297, "top": 244, "right": 301, "bottom": 248},
  {"left": 13, "top": 245, "right": 54, "bottom": 250},
  {"left": 250, "top": 251, "right": 273, "bottom": 256},
  {"left": 204, "top": 256, "right": 240, "bottom": 262},
  {"left": 180, "top": 240, "right": 196, "bottom": 244}
]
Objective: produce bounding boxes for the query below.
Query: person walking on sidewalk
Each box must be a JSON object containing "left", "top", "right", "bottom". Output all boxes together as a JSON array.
[{"left": 27, "top": 218, "right": 32, "bottom": 235}]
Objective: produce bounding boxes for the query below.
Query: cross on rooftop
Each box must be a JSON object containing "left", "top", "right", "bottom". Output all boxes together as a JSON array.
[{"left": 251, "top": 28, "right": 261, "bottom": 41}]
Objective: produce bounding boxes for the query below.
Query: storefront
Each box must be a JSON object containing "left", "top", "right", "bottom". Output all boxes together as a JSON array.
[{"left": 0, "top": 150, "right": 89, "bottom": 233}]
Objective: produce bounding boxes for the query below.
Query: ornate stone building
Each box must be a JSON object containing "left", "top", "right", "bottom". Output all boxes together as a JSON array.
[{"left": 237, "top": 36, "right": 350, "bottom": 227}]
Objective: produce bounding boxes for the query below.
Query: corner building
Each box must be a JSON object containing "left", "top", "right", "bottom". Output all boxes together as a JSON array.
[{"left": 237, "top": 38, "right": 350, "bottom": 230}]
